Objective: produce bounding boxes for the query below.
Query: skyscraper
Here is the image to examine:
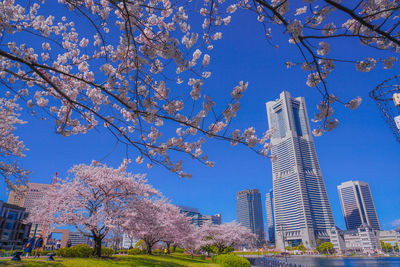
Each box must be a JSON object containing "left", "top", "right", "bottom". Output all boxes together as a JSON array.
[
  {"left": 265, "top": 189, "right": 275, "bottom": 244},
  {"left": 236, "top": 189, "right": 265, "bottom": 246},
  {"left": 337, "top": 181, "right": 380, "bottom": 230},
  {"left": 266, "top": 91, "right": 335, "bottom": 249}
]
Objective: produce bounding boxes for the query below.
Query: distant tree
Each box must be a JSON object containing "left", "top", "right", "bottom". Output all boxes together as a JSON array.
[
  {"left": 297, "top": 243, "right": 306, "bottom": 253},
  {"left": 30, "top": 161, "right": 158, "bottom": 257},
  {"left": 318, "top": 242, "right": 334, "bottom": 254},
  {"left": 394, "top": 243, "right": 399, "bottom": 252},
  {"left": 200, "top": 222, "right": 255, "bottom": 254}
]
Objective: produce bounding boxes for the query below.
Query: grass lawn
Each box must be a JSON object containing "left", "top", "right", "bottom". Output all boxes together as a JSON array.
[{"left": 0, "top": 254, "right": 219, "bottom": 267}]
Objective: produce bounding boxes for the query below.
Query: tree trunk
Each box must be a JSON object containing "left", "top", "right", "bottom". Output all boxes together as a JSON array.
[
  {"left": 172, "top": 245, "right": 177, "bottom": 253},
  {"left": 146, "top": 243, "right": 153, "bottom": 255},
  {"left": 166, "top": 242, "right": 171, "bottom": 254},
  {"left": 93, "top": 236, "right": 102, "bottom": 257}
]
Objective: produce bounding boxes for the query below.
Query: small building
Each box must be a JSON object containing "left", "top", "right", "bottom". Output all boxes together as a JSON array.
[
  {"left": 0, "top": 200, "right": 31, "bottom": 250},
  {"left": 378, "top": 230, "right": 400, "bottom": 247},
  {"left": 328, "top": 224, "right": 380, "bottom": 254}
]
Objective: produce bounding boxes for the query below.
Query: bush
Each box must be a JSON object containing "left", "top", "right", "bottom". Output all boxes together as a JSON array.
[
  {"left": 127, "top": 248, "right": 145, "bottom": 255},
  {"left": 41, "top": 250, "right": 57, "bottom": 256},
  {"left": 56, "top": 244, "right": 93, "bottom": 258},
  {"left": 211, "top": 254, "right": 250, "bottom": 267},
  {"left": 117, "top": 249, "right": 128, "bottom": 255},
  {"left": 199, "top": 255, "right": 206, "bottom": 260},
  {"left": 101, "top": 247, "right": 114, "bottom": 257},
  {"left": 152, "top": 249, "right": 161, "bottom": 254}
]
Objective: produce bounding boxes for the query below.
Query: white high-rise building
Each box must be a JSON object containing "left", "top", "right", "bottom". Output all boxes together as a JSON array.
[
  {"left": 266, "top": 91, "right": 335, "bottom": 249},
  {"left": 337, "top": 181, "right": 380, "bottom": 231}
]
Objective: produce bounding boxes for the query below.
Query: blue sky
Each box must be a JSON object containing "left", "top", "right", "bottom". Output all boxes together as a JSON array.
[{"left": 2, "top": 5, "right": 400, "bottom": 232}]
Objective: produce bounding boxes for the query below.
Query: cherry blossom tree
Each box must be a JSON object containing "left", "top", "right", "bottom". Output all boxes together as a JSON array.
[
  {"left": 158, "top": 203, "right": 193, "bottom": 254},
  {"left": 122, "top": 198, "right": 192, "bottom": 254},
  {"left": 200, "top": 221, "right": 255, "bottom": 254},
  {"left": 0, "top": 95, "right": 28, "bottom": 190},
  {"left": 0, "top": 0, "right": 274, "bottom": 178},
  {"left": 29, "top": 161, "right": 158, "bottom": 257},
  {"left": 1, "top": 0, "right": 399, "bottom": 175}
]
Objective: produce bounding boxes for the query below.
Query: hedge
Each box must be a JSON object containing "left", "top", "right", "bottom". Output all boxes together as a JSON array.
[
  {"left": 101, "top": 247, "right": 114, "bottom": 257},
  {"left": 127, "top": 248, "right": 146, "bottom": 255},
  {"left": 211, "top": 254, "right": 251, "bottom": 267}
]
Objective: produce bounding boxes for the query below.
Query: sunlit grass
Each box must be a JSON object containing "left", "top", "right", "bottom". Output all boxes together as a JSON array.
[{"left": 0, "top": 253, "right": 219, "bottom": 267}]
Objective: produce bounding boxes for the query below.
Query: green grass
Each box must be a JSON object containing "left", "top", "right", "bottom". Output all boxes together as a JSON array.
[{"left": 0, "top": 254, "right": 219, "bottom": 267}]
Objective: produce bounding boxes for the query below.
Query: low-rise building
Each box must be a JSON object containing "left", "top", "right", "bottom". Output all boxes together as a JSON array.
[
  {"left": 378, "top": 230, "right": 400, "bottom": 247},
  {"left": 0, "top": 200, "right": 31, "bottom": 250},
  {"left": 328, "top": 224, "right": 380, "bottom": 254}
]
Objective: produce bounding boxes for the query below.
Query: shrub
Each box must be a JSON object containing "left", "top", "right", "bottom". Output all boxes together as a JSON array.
[
  {"left": 127, "top": 248, "right": 145, "bottom": 255},
  {"left": 211, "top": 254, "right": 250, "bottom": 267},
  {"left": 199, "top": 255, "right": 206, "bottom": 260},
  {"left": 101, "top": 247, "right": 114, "bottom": 257},
  {"left": 117, "top": 249, "right": 128, "bottom": 255},
  {"left": 56, "top": 244, "right": 93, "bottom": 258},
  {"left": 40, "top": 250, "right": 57, "bottom": 256},
  {"left": 152, "top": 249, "right": 161, "bottom": 254}
]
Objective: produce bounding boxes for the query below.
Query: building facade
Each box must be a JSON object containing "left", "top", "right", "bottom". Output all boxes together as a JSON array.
[
  {"left": 236, "top": 189, "right": 265, "bottom": 246},
  {"left": 337, "top": 181, "right": 380, "bottom": 231},
  {"left": 178, "top": 206, "right": 221, "bottom": 227},
  {"left": 0, "top": 201, "right": 31, "bottom": 250},
  {"left": 265, "top": 190, "right": 275, "bottom": 244},
  {"left": 8, "top": 182, "right": 53, "bottom": 237},
  {"left": 70, "top": 231, "right": 93, "bottom": 247},
  {"left": 328, "top": 224, "right": 380, "bottom": 254},
  {"left": 266, "top": 91, "right": 335, "bottom": 249}
]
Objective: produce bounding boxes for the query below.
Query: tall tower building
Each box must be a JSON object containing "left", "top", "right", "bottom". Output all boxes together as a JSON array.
[
  {"left": 337, "top": 181, "right": 380, "bottom": 230},
  {"left": 266, "top": 91, "right": 335, "bottom": 249},
  {"left": 236, "top": 189, "right": 265, "bottom": 246},
  {"left": 265, "top": 189, "right": 275, "bottom": 244}
]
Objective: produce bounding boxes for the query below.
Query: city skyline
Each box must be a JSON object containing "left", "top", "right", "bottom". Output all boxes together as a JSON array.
[{"left": 1, "top": 9, "right": 400, "bottom": 231}]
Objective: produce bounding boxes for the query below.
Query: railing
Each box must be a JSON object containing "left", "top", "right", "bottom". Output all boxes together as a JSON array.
[{"left": 249, "top": 256, "right": 306, "bottom": 267}]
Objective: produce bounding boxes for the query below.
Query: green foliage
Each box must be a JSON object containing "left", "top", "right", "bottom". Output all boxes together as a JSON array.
[
  {"left": 394, "top": 243, "right": 399, "bottom": 252},
  {"left": 297, "top": 243, "right": 306, "bottom": 252},
  {"left": 127, "top": 248, "right": 145, "bottom": 255},
  {"left": 152, "top": 249, "right": 162, "bottom": 254},
  {"left": 285, "top": 246, "right": 292, "bottom": 251},
  {"left": 381, "top": 241, "right": 393, "bottom": 253},
  {"left": 317, "top": 242, "right": 334, "bottom": 254},
  {"left": 199, "top": 255, "right": 206, "bottom": 260},
  {"left": 56, "top": 244, "right": 94, "bottom": 258},
  {"left": 211, "top": 254, "right": 250, "bottom": 267},
  {"left": 41, "top": 250, "right": 57, "bottom": 256},
  {"left": 117, "top": 249, "right": 128, "bottom": 254},
  {"left": 101, "top": 247, "right": 114, "bottom": 257},
  {"left": 134, "top": 240, "right": 144, "bottom": 249}
]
